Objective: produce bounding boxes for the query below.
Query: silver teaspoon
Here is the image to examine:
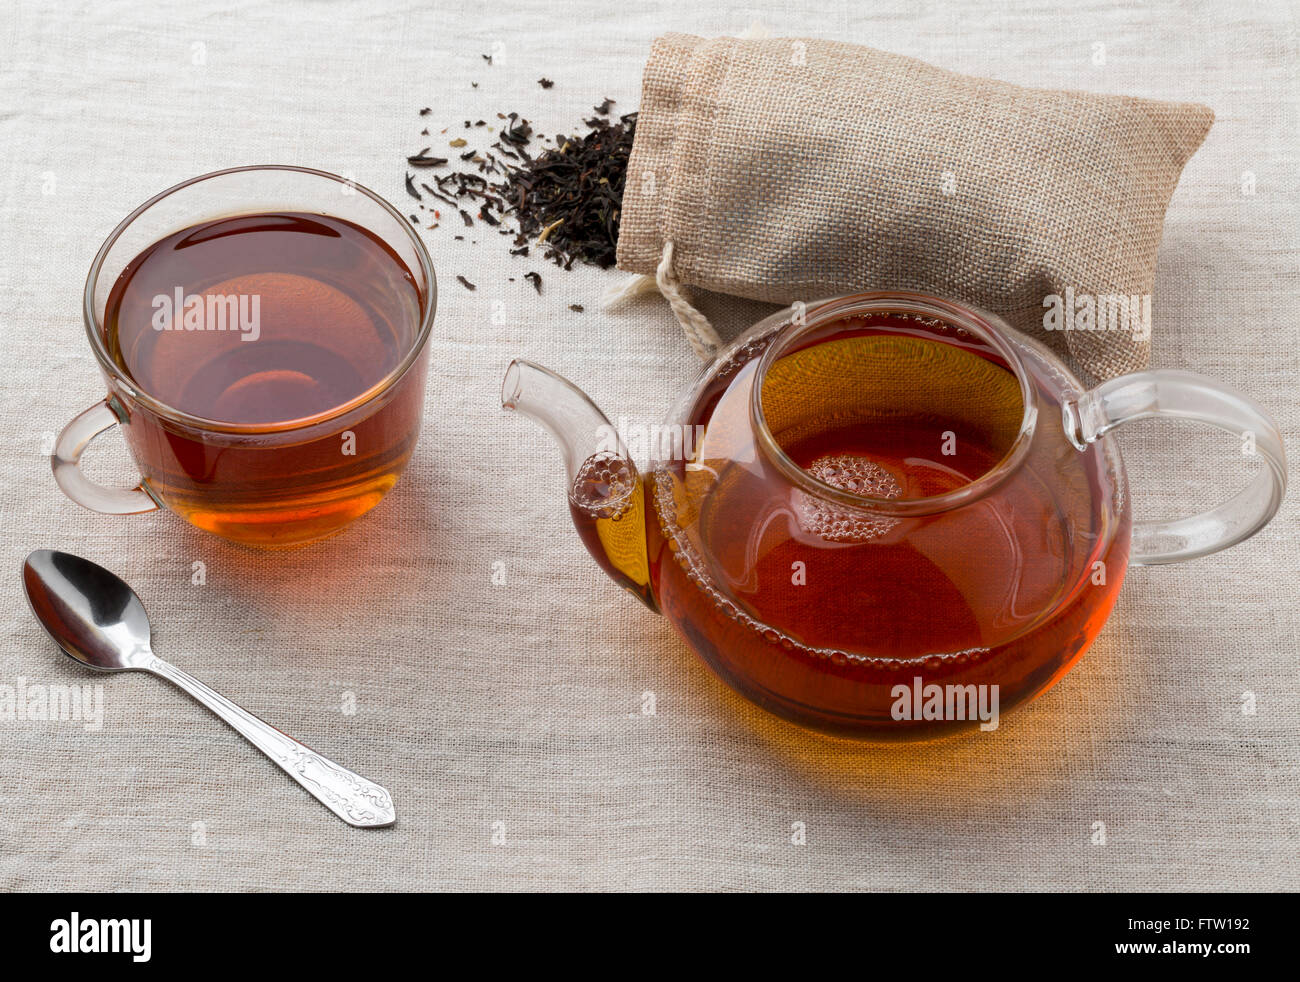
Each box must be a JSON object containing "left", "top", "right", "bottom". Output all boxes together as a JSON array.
[{"left": 21, "top": 549, "right": 395, "bottom": 828}]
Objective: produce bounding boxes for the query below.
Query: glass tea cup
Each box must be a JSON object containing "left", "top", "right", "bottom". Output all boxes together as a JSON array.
[{"left": 52, "top": 165, "right": 436, "bottom": 547}]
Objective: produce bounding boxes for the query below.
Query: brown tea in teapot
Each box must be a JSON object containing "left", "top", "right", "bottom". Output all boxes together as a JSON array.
[{"left": 564, "top": 306, "right": 1130, "bottom": 738}]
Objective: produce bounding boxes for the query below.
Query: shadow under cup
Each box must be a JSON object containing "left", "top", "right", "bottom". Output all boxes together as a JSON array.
[{"left": 56, "top": 166, "right": 437, "bottom": 548}]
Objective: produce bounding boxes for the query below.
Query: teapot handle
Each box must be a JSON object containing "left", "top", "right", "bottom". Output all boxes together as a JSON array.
[{"left": 1065, "top": 370, "right": 1286, "bottom": 565}]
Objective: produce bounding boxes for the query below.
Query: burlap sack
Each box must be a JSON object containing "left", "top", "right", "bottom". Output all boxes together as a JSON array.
[{"left": 616, "top": 33, "right": 1214, "bottom": 380}]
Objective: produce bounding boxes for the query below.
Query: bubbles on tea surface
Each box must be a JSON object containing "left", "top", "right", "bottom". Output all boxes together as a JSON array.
[
  {"left": 796, "top": 454, "right": 901, "bottom": 543},
  {"left": 570, "top": 451, "right": 636, "bottom": 520},
  {"left": 808, "top": 454, "right": 900, "bottom": 497}
]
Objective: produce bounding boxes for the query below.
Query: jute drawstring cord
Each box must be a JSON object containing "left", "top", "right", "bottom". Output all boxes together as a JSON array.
[{"left": 602, "top": 241, "right": 721, "bottom": 361}]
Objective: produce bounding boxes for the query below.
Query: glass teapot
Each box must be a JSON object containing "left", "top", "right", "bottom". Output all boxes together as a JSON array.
[{"left": 503, "top": 293, "right": 1285, "bottom": 739}]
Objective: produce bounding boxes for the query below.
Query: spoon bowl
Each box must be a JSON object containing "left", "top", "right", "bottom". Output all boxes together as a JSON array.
[{"left": 23, "top": 549, "right": 153, "bottom": 671}]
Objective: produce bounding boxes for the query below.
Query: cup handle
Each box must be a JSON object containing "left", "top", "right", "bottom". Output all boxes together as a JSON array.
[
  {"left": 1065, "top": 370, "right": 1286, "bottom": 565},
  {"left": 52, "top": 398, "right": 159, "bottom": 515}
]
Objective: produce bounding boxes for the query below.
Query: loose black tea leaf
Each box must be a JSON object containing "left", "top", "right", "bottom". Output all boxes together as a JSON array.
[
  {"left": 408, "top": 150, "right": 448, "bottom": 168},
  {"left": 524, "top": 271, "right": 543, "bottom": 294},
  {"left": 538, "top": 78, "right": 554, "bottom": 88},
  {"left": 456, "top": 275, "right": 476, "bottom": 290},
  {"left": 569, "top": 304, "right": 584, "bottom": 312},
  {"left": 501, "top": 115, "right": 533, "bottom": 147},
  {"left": 481, "top": 53, "right": 493, "bottom": 64},
  {"left": 593, "top": 97, "right": 614, "bottom": 115},
  {"left": 459, "top": 209, "right": 474, "bottom": 227},
  {"left": 421, "top": 182, "right": 457, "bottom": 206},
  {"left": 419, "top": 107, "right": 431, "bottom": 116},
  {"left": 404, "top": 174, "right": 421, "bottom": 199}
]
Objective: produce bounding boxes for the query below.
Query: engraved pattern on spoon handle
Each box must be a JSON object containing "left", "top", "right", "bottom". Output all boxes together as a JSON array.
[{"left": 145, "top": 656, "right": 395, "bottom": 828}]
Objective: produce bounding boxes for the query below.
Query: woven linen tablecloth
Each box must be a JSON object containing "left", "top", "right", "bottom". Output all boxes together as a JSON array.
[{"left": 0, "top": 0, "right": 1296, "bottom": 892}]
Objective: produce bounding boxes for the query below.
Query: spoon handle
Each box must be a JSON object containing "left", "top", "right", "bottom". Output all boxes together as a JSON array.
[{"left": 145, "top": 656, "right": 396, "bottom": 828}]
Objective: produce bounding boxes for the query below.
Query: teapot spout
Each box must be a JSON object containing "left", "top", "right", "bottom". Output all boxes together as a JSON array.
[{"left": 502, "top": 360, "right": 656, "bottom": 610}]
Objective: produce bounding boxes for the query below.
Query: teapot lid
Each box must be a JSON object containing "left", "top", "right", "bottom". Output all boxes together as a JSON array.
[{"left": 749, "top": 292, "right": 1042, "bottom": 519}]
